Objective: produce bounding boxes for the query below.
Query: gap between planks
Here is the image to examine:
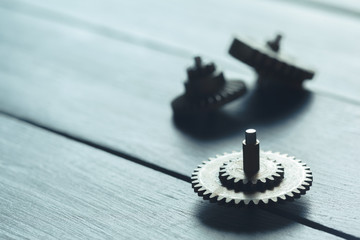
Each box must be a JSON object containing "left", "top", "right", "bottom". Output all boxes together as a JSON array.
[
  {"left": 1, "top": 110, "right": 358, "bottom": 240},
  {"left": 1, "top": 0, "right": 360, "bottom": 107}
]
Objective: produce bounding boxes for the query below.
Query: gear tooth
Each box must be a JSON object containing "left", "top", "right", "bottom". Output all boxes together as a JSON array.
[
  {"left": 286, "top": 192, "right": 294, "bottom": 198},
  {"left": 293, "top": 189, "right": 301, "bottom": 194},
  {"left": 298, "top": 185, "right": 306, "bottom": 190},
  {"left": 194, "top": 183, "right": 202, "bottom": 188},
  {"left": 217, "top": 195, "right": 225, "bottom": 201},
  {"left": 196, "top": 190, "right": 204, "bottom": 196},
  {"left": 215, "top": 154, "right": 221, "bottom": 158},
  {"left": 270, "top": 197, "right": 278, "bottom": 203},
  {"left": 191, "top": 175, "right": 199, "bottom": 181},
  {"left": 253, "top": 199, "right": 260, "bottom": 205},
  {"left": 227, "top": 175, "right": 234, "bottom": 180},
  {"left": 234, "top": 199, "right": 241, "bottom": 205},
  {"left": 234, "top": 178, "right": 241, "bottom": 183},
  {"left": 261, "top": 198, "right": 269, "bottom": 204},
  {"left": 202, "top": 194, "right": 211, "bottom": 200},
  {"left": 244, "top": 199, "right": 252, "bottom": 205},
  {"left": 208, "top": 157, "right": 214, "bottom": 161},
  {"left": 209, "top": 193, "right": 217, "bottom": 199},
  {"left": 191, "top": 173, "right": 198, "bottom": 178},
  {"left": 203, "top": 190, "right": 212, "bottom": 196},
  {"left": 279, "top": 195, "right": 286, "bottom": 200},
  {"left": 305, "top": 178, "right": 313, "bottom": 183},
  {"left": 198, "top": 187, "right": 206, "bottom": 192},
  {"left": 290, "top": 190, "right": 300, "bottom": 198},
  {"left": 191, "top": 179, "right": 200, "bottom": 184},
  {"left": 302, "top": 182, "right": 310, "bottom": 186},
  {"left": 202, "top": 161, "right": 208, "bottom": 164},
  {"left": 225, "top": 198, "right": 232, "bottom": 203},
  {"left": 298, "top": 186, "right": 308, "bottom": 193},
  {"left": 219, "top": 169, "right": 226, "bottom": 173},
  {"left": 191, "top": 174, "right": 198, "bottom": 178}
]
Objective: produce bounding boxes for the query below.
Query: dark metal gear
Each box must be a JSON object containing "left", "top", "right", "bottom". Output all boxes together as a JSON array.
[
  {"left": 171, "top": 56, "right": 246, "bottom": 116},
  {"left": 218, "top": 157, "right": 284, "bottom": 192},
  {"left": 191, "top": 129, "right": 313, "bottom": 206},
  {"left": 228, "top": 34, "right": 315, "bottom": 89}
]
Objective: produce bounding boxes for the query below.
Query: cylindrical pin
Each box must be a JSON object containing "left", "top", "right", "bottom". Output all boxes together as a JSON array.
[
  {"left": 267, "top": 34, "right": 282, "bottom": 52},
  {"left": 194, "top": 56, "right": 202, "bottom": 68},
  {"left": 243, "top": 129, "right": 260, "bottom": 176}
]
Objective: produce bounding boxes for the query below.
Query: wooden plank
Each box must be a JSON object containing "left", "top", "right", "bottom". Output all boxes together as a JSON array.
[
  {"left": 286, "top": 0, "right": 360, "bottom": 18},
  {"left": 0, "top": 6, "right": 359, "bottom": 238},
  {"left": 1, "top": 0, "right": 360, "bottom": 102},
  {"left": 0, "top": 114, "right": 338, "bottom": 239}
]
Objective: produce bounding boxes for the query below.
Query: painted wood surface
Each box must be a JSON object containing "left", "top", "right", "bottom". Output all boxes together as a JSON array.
[
  {"left": 2, "top": 0, "right": 360, "bottom": 102},
  {"left": 0, "top": 114, "right": 339, "bottom": 239},
  {"left": 0, "top": 0, "right": 359, "bottom": 239}
]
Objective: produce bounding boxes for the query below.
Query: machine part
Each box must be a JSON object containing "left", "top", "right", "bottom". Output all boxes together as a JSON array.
[
  {"left": 228, "top": 34, "right": 315, "bottom": 89},
  {"left": 191, "top": 129, "right": 313, "bottom": 206},
  {"left": 218, "top": 157, "right": 284, "bottom": 192},
  {"left": 171, "top": 57, "right": 246, "bottom": 116},
  {"left": 266, "top": 34, "right": 282, "bottom": 52}
]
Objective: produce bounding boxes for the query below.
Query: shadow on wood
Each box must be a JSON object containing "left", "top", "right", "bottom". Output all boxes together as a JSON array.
[
  {"left": 196, "top": 202, "right": 308, "bottom": 233},
  {"left": 173, "top": 88, "right": 313, "bottom": 140}
]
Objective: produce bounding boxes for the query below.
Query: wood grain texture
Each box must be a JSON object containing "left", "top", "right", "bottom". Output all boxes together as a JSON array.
[
  {"left": 0, "top": 114, "right": 339, "bottom": 240},
  {"left": 0, "top": 2, "right": 360, "bottom": 239},
  {"left": 2, "top": 0, "right": 360, "bottom": 102}
]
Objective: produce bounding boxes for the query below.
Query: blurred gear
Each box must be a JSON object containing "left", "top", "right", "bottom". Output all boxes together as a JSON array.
[
  {"left": 171, "top": 56, "right": 246, "bottom": 116},
  {"left": 191, "top": 129, "right": 313, "bottom": 206},
  {"left": 228, "top": 34, "right": 315, "bottom": 89}
]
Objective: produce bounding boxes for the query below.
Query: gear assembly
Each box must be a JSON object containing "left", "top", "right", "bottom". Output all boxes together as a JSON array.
[{"left": 191, "top": 129, "right": 313, "bottom": 206}]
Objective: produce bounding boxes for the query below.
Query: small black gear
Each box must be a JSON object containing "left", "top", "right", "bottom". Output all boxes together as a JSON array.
[
  {"left": 171, "top": 56, "right": 246, "bottom": 116},
  {"left": 191, "top": 129, "right": 313, "bottom": 206},
  {"left": 228, "top": 35, "right": 315, "bottom": 89},
  {"left": 219, "top": 155, "right": 284, "bottom": 192}
]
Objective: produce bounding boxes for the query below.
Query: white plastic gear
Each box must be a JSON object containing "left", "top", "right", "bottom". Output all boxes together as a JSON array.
[{"left": 191, "top": 151, "right": 312, "bottom": 206}]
